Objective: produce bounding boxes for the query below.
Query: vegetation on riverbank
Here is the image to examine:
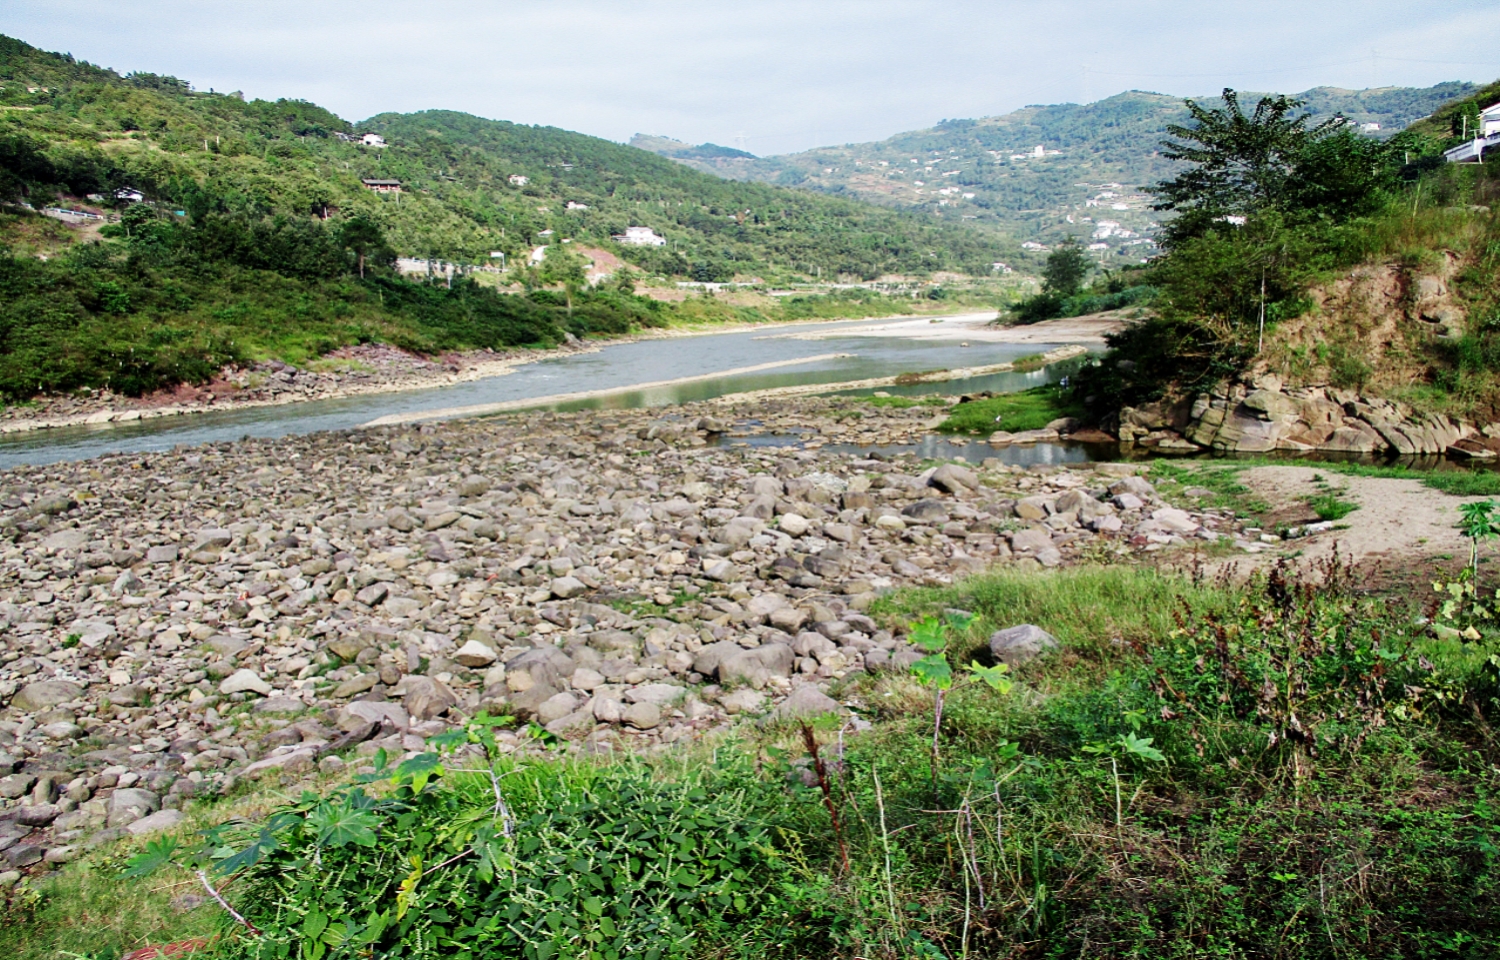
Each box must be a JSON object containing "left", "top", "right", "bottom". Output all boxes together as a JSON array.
[
  {"left": 0, "top": 200, "right": 1002, "bottom": 401},
  {"left": 938, "top": 384, "right": 1083, "bottom": 435},
  {"left": 8, "top": 562, "right": 1500, "bottom": 959},
  {"left": 0, "top": 33, "right": 1024, "bottom": 401},
  {"left": 1060, "top": 82, "right": 1500, "bottom": 426}
]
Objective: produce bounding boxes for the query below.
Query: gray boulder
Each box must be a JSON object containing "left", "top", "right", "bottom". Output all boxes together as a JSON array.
[
  {"left": 720, "top": 643, "right": 795, "bottom": 689},
  {"left": 768, "top": 684, "right": 846, "bottom": 721},
  {"left": 402, "top": 676, "right": 457, "bottom": 720},
  {"left": 107, "top": 787, "right": 160, "bottom": 827},
  {"left": 988, "top": 624, "right": 1060, "bottom": 666},
  {"left": 11, "top": 680, "right": 84, "bottom": 712},
  {"left": 928, "top": 463, "right": 979, "bottom": 494}
]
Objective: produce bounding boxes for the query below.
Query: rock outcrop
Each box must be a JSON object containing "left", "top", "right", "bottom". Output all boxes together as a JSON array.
[{"left": 1118, "top": 376, "right": 1497, "bottom": 459}]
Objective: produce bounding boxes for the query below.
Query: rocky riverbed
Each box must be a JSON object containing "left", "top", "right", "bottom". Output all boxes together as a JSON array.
[{"left": 0, "top": 396, "right": 1253, "bottom": 878}]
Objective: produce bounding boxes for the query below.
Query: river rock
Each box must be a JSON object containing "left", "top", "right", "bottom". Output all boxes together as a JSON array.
[
  {"left": 768, "top": 684, "right": 846, "bottom": 720},
  {"left": 11, "top": 680, "right": 83, "bottom": 712},
  {"left": 402, "top": 676, "right": 457, "bottom": 720},
  {"left": 219, "top": 669, "right": 272, "bottom": 696},
  {"left": 988, "top": 624, "right": 1060, "bottom": 666}
]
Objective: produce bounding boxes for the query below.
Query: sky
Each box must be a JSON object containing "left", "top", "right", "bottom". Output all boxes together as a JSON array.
[{"left": 5, "top": 1, "right": 1500, "bottom": 157}]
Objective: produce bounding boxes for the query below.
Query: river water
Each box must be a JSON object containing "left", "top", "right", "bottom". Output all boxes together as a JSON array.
[{"left": 0, "top": 315, "right": 1083, "bottom": 468}]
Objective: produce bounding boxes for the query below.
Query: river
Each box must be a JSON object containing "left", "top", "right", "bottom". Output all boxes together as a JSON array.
[{"left": 0, "top": 314, "right": 1089, "bottom": 469}]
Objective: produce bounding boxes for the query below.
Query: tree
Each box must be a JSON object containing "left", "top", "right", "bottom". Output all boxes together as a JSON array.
[
  {"left": 1150, "top": 89, "right": 1346, "bottom": 246},
  {"left": 0, "top": 133, "right": 55, "bottom": 202},
  {"left": 1042, "top": 239, "right": 1089, "bottom": 297},
  {"left": 337, "top": 216, "right": 386, "bottom": 279},
  {"left": 539, "top": 242, "right": 587, "bottom": 313}
]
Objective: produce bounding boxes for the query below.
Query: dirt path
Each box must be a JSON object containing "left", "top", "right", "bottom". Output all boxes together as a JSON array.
[{"left": 1215, "top": 466, "right": 1482, "bottom": 579}]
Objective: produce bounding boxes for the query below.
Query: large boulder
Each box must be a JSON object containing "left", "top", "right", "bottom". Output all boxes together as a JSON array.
[
  {"left": 107, "top": 788, "right": 160, "bottom": 827},
  {"left": 768, "top": 684, "right": 846, "bottom": 721},
  {"left": 10, "top": 680, "right": 83, "bottom": 712},
  {"left": 402, "top": 676, "right": 457, "bottom": 720},
  {"left": 928, "top": 463, "right": 979, "bottom": 494},
  {"left": 988, "top": 624, "right": 1060, "bottom": 666},
  {"left": 719, "top": 643, "right": 795, "bottom": 689}
]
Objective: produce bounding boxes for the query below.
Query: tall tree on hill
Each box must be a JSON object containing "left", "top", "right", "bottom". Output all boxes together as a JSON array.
[
  {"left": 1042, "top": 240, "right": 1090, "bottom": 298},
  {"left": 540, "top": 242, "right": 588, "bottom": 314},
  {"left": 0, "top": 133, "right": 54, "bottom": 202},
  {"left": 337, "top": 216, "right": 386, "bottom": 278}
]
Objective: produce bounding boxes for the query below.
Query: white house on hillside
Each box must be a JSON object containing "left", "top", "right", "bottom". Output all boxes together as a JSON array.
[
  {"left": 1444, "top": 102, "right": 1500, "bottom": 163},
  {"left": 360, "top": 133, "right": 387, "bottom": 147},
  {"left": 613, "top": 226, "right": 666, "bottom": 247}
]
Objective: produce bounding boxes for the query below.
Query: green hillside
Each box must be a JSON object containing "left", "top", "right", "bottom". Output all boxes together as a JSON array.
[
  {"left": 0, "top": 34, "right": 1019, "bottom": 401},
  {"left": 644, "top": 83, "right": 1475, "bottom": 262},
  {"left": 0, "top": 35, "right": 1013, "bottom": 280}
]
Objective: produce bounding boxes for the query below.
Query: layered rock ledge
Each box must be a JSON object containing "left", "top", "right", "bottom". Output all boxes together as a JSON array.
[{"left": 1117, "top": 375, "right": 1500, "bottom": 459}]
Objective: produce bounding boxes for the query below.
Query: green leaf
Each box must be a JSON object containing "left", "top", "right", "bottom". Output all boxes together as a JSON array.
[
  {"left": 911, "top": 652, "right": 953, "bottom": 689},
  {"left": 393, "top": 752, "right": 444, "bottom": 793},
  {"left": 909, "top": 617, "right": 948, "bottom": 653},
  {"left": 1117, "top": 733, "right": 1167, "bottom": 763},
  {"left": 965, "top": 660, "right": 1013, "bottom": 694},
  {"left": 303, "top": 909, "right": 328, "bottom": 940},
  {"left": 212, "top": 827, "right": 280, "bottom": 876},
  {"left": 309, "top": 804, "right": 380, "bottom": 848},
  {"left": 121, "top": 836, "right": 180, "bottom": 878}
]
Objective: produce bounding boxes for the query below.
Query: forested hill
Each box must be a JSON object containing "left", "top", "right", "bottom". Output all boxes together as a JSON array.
[
  {"left": 641, "top": 82, "right": 1475, "bottom": 261},
  {"left": 0, "top": 34, "right": 1013, "bottom": 280}
]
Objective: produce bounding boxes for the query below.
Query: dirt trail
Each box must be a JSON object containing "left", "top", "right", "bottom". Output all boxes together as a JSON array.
[{"left": 1227, "top": 466, "right": 1482, "bottom": 576}]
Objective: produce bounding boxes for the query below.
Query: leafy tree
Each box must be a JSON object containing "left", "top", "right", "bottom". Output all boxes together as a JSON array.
[
  {"left": 539, "top": 242, "right": 587, "bottom": 313},
  {"left": 1151, "top": 89, "right": 1347, "bottom": 246},
  {"left": 0, "top": 133, "right": 54, "bottom": 201},
  {"left": 337, "top": 216, "right": 388, "bottom": 278},
  {"left": 1042, "top": 239, "right": 1089, "bottom": 297}
]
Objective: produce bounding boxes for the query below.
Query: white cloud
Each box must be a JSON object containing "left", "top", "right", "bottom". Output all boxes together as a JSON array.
[{"left": 4, "top": 0, "right": 1498, "bottom": 155}]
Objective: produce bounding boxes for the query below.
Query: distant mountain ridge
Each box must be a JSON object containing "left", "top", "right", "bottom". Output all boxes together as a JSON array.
[{"left": 641, "top": 82, "right": 1478, "bottom": 260}]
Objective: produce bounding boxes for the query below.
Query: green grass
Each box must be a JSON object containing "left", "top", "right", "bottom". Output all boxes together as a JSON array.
[
  {"left": 0, "top": 840, "right": 226, "bottom": 960},
  {"left": 12, "top": 566, "right": 1500, "bottom": 960},
  {"left": 937, "top": 385, "right": 1084, "bottom": 435},
  {"left": 869, "top": 564, "right": 1235, "bottom": 662},
  {"left": 1151, "top": 456, "right": 1500, "bottom": 516}
]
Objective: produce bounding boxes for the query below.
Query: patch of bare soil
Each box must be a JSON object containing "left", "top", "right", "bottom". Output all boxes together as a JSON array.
[{"left": 1242, "top": 465, "right": 1476, "bottom": 576}]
